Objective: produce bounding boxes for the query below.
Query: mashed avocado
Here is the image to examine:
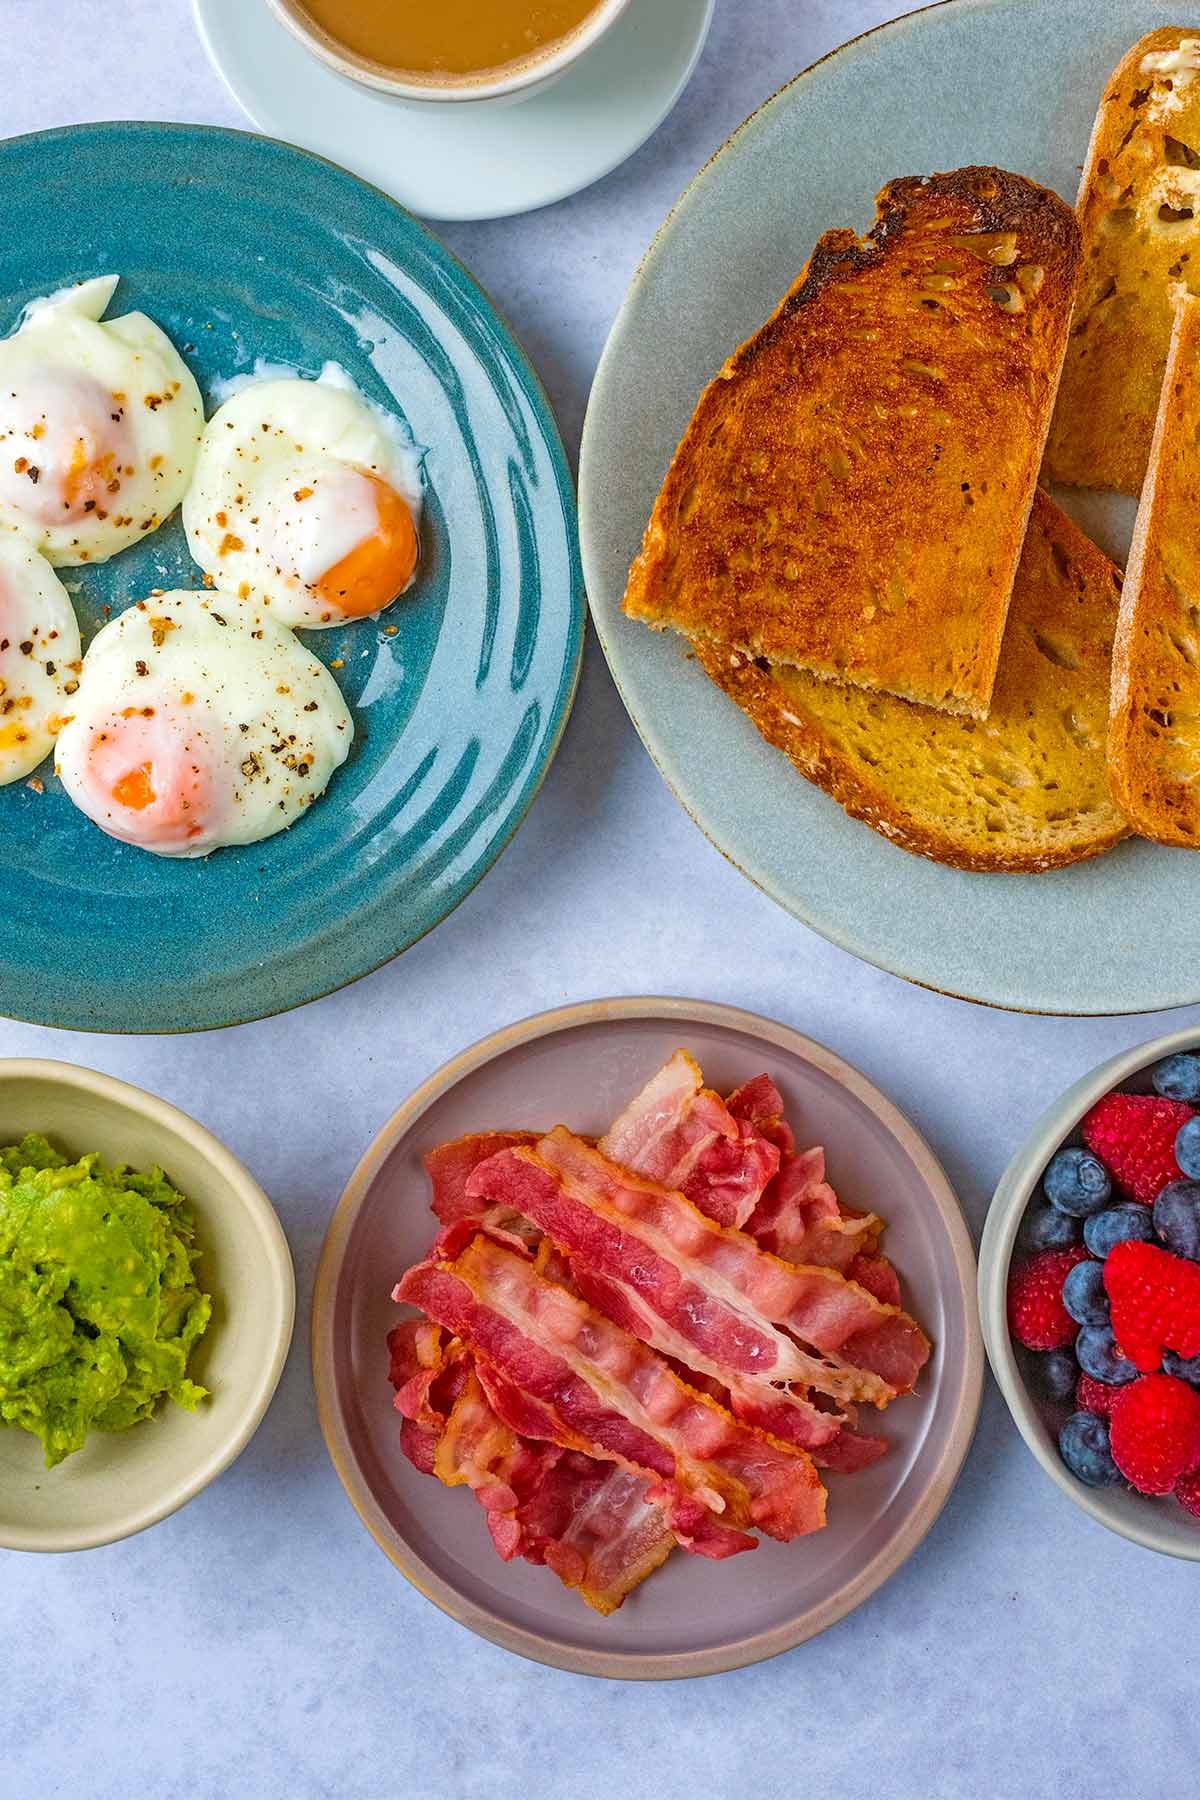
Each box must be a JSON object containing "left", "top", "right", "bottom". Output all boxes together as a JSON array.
[{"left": 0, "top": 1133, "right": 212, "bottom": 1467}]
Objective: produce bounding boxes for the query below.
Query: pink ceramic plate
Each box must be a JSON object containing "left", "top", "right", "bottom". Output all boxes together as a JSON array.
[{"left": 313, "top": 998, "right": 982, "bottom": 1677}]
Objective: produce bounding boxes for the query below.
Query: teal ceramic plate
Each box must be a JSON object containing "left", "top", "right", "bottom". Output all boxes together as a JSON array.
[
  {"left": 580, "top": 0, "right": 1189, "bottom": 1017},
  {"left": 0, "top": 124, "right": 583, "bottom": 1033}
]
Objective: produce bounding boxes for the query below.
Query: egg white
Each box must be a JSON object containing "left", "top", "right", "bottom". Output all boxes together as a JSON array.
[
  {"left": 0, "top": 276, "right": 204, "bottom": 566},
  {"left": 182, "top": 368, "right": 424, "bottom": 629},
  {"left": 0, "top": 536, "right": 83, "bottom": 785},
  {"left": 55, "top": 590, "right": 353, "bottom": 857}
]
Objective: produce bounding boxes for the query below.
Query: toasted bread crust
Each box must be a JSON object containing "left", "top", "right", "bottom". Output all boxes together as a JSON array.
[
  {"left": 1109, "top": 291, "right": 1200, "bottom": 847},
  {"left": 623, "top": 166, "right": 1081, "bottom": 719},
  {"left": 1047, "top": 27, "right": 1200, "bottom": 494},
  {"left": 696, "top": 492, "right": 1128, "bottom": 874}
]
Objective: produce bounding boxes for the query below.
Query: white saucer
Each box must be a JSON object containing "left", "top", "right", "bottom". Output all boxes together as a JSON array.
[{"left": 193, "top": 0, "right": 715, "bottom": 222}]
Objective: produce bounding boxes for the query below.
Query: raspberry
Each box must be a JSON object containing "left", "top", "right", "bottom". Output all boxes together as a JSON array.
[
  {"left": 1105, "top": 1239, "right": 1200, "bottom": 1372},
  {"left": 1175, "top": 1467, "right": 1200, "bottom": 1519},
  {"left": 1082, "top": 1092, "right": 1194, "bottom": 1204},
  {"left": 1109, "top": 1374, "right": 1200, "bottom": 1494},
  {"left": 1007, "top": 1246, "right": 1091, "bottom": 1350},
  {"left": 1075, "top": 1372, "right": 1117, "bottom": 1416}
]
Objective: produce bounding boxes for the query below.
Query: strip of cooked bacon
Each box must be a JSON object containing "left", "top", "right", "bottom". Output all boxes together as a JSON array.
[
  {"left": 600, "top": 1069, "right": 888, "bottom": 1465},
  {"left": 387, "top": 1318, "right": 453, "bottom": 1421},
  {"left": 747, "top": 1145, "right": 882, "bottom": 1271},
  {"left": 426, "top": 1133, "right": 539, "bottom": 1223},
  {"left": 599, "top": 1050, "right": 780, "bottom": 1229},
  {"left": 846, "top": 1252, "right": 902, "bottom": 1308},
  {"left": 425, "top": 1132, "right": 542, "bottom": 1260},
  {"left": 726, "top": 1073, "right": 789, "bottom": 1137},
  {"left": 434, "top": 1365, "right": 561, "bottom": 1522},
  {"left": 388, "top": 1319, "right": 472, "bottom": 1478},
  {"left": 567, "top": 1259, "right": 841, "bottom": 1446},
  {"left": 561, "top": 1254, "right": 885, "bottom": 1469},
  {"left": 725, "top": 1075, "right": 885, "bottom": 1274},
  {"left": 388, "top": 1323, "right": 677, "bottom": 1604},
  {"left": 469, "top": 1130, "right": 929, "bottom": 1404},
  {"left": 396, "top": 1235, "right": 826, "bottom": 1543},
  {"left": 474, "top": 1361, "right": 753, "bottom": 1561},
  {"left": 509, "top": 1451, "right": 676, "bottom": 1614},
  {"left": 543, "top": 1130, "right": 925, "bottom": 1388}
]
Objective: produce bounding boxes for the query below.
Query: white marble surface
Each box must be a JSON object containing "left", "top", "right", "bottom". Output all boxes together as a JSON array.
[{"left": 3, "top": 2, "right": 1198, "bottom": 1795}]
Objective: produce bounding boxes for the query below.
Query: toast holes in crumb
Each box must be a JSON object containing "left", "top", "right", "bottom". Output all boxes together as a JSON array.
[
  {"left": 1032, "top": 630, "right": 1080, "bottom": 671},
  {"left": 1166, "top": 135, "right": 1200, "bottom": 170},
  {"left": 1166, "top": 627, "right": 1199, "bottom": 667},
  {"left": 1095, "top": 163, "right": 1123, "bottom": 201},
  {"left": 988, "top": 283, "right": 1023, "bottom": 313},
  {"left": 901, "top": 359, "right": 945, "bottom": 379}
]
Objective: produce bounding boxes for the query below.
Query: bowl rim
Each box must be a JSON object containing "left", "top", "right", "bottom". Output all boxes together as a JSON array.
[
  {"left": 312, "top": 994, "right": 984, "bottom": 1679},
  {"left": 0, "top": 1057, "right": 296, "bottom": 1553},
  {"left": 264, "top": 0, "right": 632, "bottom": 103},
  {"left": 979, "top": 1023, "right": 1200, "bottom": 1560}
]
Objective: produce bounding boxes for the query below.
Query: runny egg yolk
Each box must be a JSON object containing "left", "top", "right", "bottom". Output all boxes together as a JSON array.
[
  {"left": 109, "top": 762, "right": 157, "bottom": 810},
  {"left": 310, "top": 471, "right": 418, "bottom": 618},
  {"left": 62, "top": 434, "right": 121, "bottom": 517},
  {"left": 82, "top": 707, "right": 217, "bottom": 849}
]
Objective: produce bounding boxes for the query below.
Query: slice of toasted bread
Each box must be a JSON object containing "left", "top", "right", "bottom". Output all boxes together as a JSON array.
[
  {"left": 695, "top": 491, "right": 1127, "bottom": 873},
  {"left": 1046, "top": 27, "right": 1200, "bottom": 495},
  {"left": 623, "top": 167, "right": 1081, "bottom": 720},
  {"left": 1109, "top": 289, "right": 1200, "bottom": 846}
]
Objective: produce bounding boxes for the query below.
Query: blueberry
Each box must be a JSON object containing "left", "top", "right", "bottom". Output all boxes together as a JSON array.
[
  {"left": 1044, "top": 1147, "right": 1112, "bottom": 1217},
  {"left": 1084, "top": 1203, "right": 1157, "bottom": 1259},
  {"left": 1059, "top": 1411, "right": 1123, "bottom": 1487},
  {"left": 1153, "top": 1179, "right": 1200, "bottom": 1260},
  {"left": 1176, "top": 1117, "right": 1200, "bottom": 1182},
  {"left": 1163, "top": 1349, "right": 1200, "bottom": 1385},
  {"left": 1076, "top": 1324, "right": 1137, "bottom": 1385},
  {"left": 1036, "top": 1350, "right": 1080, "bottom": 1401},
  {"left": 1024, "top": 1201, "right": 1081, "bottom": 1251},
  {"left": 1153, "top": 1053, "right": 1200, "bottom": 1103},
  {"left": 1063, "top": 1260, "right": 1109, "bottom": 1326}
]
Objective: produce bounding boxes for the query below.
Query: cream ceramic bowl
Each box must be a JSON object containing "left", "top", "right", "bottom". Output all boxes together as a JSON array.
[
  {"left": 0, "top": 1061, "right": 294, "bottom": 1552},
  {"left": 981, "top": 1026, "right": 1200, "bottom": 1560},
  {"left": 265, "top": 0, "right": 632, "bottom": 106}
]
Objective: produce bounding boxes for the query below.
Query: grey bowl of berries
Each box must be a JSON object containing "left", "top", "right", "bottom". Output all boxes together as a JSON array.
[{"left": 980, "top": 1028, "right": 1200, "bottom": 1558}]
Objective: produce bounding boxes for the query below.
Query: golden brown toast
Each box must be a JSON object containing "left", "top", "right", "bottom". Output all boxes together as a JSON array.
[
  {"left": 623, "top": 167, "right": 1081, "bottom": 719},
  {"left": 695, "top": 492, "right": 1128, "bottom": 873},
  {"left": 1109, "top": 289, "right": 1200, "bottom": 846},
  {"left": 1047, "top": 27, "right": 1200, "bottom": 495}
]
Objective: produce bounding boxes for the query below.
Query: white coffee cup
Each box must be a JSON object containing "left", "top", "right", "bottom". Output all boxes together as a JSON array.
[{"left": 265, "top": 0, "right": 633, "bottom": 107}]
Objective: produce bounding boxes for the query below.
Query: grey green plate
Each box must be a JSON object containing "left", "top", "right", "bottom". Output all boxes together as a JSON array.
[
  {"left": 0, "top": 124, "right": 583, "bottom": 1033},
  {"left": 579, "top": 0, "right": 1189, "bottom": 1016}
]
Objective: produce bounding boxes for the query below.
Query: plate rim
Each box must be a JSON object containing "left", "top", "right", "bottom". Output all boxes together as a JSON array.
[
  {"left": 311, "top": 993, "right": 984, "bottom": 1679},
  {"left": 577, "top": 0, "right": 1191, "bottom": 1019},
  {"left": 0, "top": 119, "right": 585, "bottom": 1036}
]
